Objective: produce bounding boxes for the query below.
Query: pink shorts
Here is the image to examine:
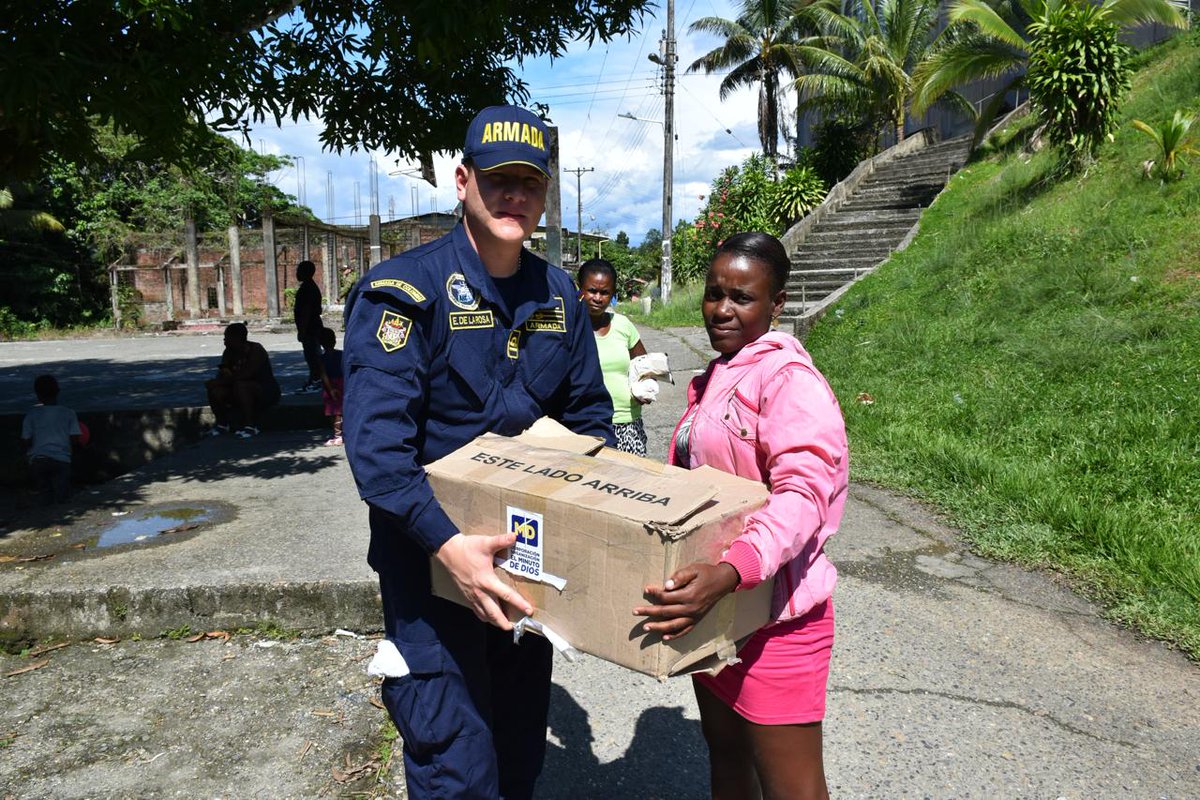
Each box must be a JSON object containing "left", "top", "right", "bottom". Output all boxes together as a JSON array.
[
  {"left": 323, "top": 377, "right": 344, "bottom": 416},
  {"left": 694, "top": 599, "right": 834, "bottom": 725}
]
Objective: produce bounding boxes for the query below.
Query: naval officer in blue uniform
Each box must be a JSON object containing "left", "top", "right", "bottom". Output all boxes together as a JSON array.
[{"left": 342, "top": 105, "right": 615, "bottom": 799}]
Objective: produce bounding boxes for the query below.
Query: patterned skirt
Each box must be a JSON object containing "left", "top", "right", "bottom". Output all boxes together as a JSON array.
[{"left": 613, "top": 418, "right": 647, "bottom": 457}]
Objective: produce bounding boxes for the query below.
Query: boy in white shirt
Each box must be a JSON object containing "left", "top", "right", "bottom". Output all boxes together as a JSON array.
[{"left": 20, "top": 374, "right": 81, "bottom": 505}]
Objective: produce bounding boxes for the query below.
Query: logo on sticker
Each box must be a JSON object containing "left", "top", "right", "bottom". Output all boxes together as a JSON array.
[
  {"left": 376, "top": 310, "right": 412, "bottom": 352},
  {"left": 511, "top": 513, "right": 539, "bottom": 546},
  {"left": 446, "top": 273, "right": 479, "bottom": 310},
  {"left": 503, "top": 506, "right": 544, "bottom": 579}
]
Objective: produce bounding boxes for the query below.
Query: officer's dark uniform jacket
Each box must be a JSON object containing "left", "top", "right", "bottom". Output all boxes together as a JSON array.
[{"left": 342, "top": 223, "right": 616, "bottom": 571}]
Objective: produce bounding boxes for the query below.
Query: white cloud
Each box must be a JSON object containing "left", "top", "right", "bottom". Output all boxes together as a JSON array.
[{"left": 249, "top": 2, "right": 766, "bottom": 246}]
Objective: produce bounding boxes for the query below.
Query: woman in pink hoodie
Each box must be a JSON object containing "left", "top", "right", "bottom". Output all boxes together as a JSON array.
[{"left": 635, "top": 232, "right": 849, "bottom": 799}]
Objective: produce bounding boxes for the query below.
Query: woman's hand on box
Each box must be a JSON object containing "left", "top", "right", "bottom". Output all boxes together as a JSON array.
[
  {"left": 633, "top": 562, "right": 740, "bottom": 640},
  {"left": 435, "top": 532, "right": 533, "bottom": 630}
]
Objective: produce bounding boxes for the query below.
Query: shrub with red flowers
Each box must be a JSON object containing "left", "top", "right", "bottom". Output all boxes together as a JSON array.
[{"left": 672, "top": 154, "right": 825, "bottom": 284}]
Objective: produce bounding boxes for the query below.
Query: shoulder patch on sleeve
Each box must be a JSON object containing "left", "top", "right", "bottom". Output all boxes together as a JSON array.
[
  {"left": 368, "top": 278, "right": 426, "bottom": 303},
  {"left": 376, "top": 310, "right": 413, "bottom": 352},
  {"left": 360, "top": 260, "right": 434, "bottom": 310}
]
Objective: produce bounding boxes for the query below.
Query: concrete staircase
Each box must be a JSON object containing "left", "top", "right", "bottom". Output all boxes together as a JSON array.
[{"left": 780, "top": 134, "right": 972, "bottom": 331}]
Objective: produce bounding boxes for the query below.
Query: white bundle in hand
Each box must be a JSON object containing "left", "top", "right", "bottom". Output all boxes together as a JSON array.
[{"left": 628, "top": 352, "right": 673, "bottom": 403}]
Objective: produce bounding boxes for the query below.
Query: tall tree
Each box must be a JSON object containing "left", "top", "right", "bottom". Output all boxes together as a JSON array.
[
  {"left": 0, "top": 1, "right": 650, "bottom": 183},
  {"left": 793, "top": 0, "right": 965, "bottom": 144},
  {"left": 687, "top": 0, "right": 810, "bottom": 157},
  {"left": 911, "top": 0, "right": 1185, "bottom": 146},
  {"left": 43, "top": 125, "right": 297, "bottom": 263}
]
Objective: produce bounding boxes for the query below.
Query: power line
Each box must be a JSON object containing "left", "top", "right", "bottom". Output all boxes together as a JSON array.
[
  {"left": 584, "top": 95, "right": 663, "bottom": 208},
  {"left": 678, "top": 82, "right": 750, "bottom": 147}
]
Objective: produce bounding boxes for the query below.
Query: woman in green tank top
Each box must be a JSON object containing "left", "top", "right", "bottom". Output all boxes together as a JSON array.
[{"left": 577, "top": 259, "right": 649, "bottom": 456}]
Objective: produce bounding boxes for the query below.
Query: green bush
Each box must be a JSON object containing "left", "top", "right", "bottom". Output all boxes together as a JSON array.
[
  {"left": 769, "top": 166, "right": 826, "bottom": 230},
  {"left": 1132, "top": 109, "right": 1198, "bottom": 181},
  {"left": 0, "top": 306, "right": 42, "bottom": 339},
  {"left": 673, "top": 155, "right": 828, "bottom": 284},
  {"left": 1027, "top": 0, "right": 1132, "bottom": 171},
  {"left": 809, "top": 117, "right": 878, "bottom": 187},
  {"left": 116, "top": 284, "right": 144, "bottom": 329}
]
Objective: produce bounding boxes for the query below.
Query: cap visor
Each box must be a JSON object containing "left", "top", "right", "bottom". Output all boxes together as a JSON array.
[{"left": 473, "top": 156, "right": 551, "bottom": 179}]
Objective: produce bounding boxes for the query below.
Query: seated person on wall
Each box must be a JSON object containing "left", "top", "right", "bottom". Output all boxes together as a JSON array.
[{"left": 205, "top": 322, "right": 281, "bottom": 439}]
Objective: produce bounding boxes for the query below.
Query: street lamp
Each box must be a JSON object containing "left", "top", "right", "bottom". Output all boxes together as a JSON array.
[
  {"left": 620, "top": 109, "right": 673, "bottom": 303},
  {"left": 619, "top": 112, "right": 661, "bottom": 125}
]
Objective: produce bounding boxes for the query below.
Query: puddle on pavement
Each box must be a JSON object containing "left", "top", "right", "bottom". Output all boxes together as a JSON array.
[
  {"left": 836, "top": 542, "right": 956, "bottom": 597},
  {"left": 96, "top": 505, "right": 217, "bottom": 549}
]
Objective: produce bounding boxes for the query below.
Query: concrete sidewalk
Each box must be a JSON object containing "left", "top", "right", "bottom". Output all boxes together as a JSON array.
[{"left": 0, "top": 326, "right": 1197, "bottom": 798}]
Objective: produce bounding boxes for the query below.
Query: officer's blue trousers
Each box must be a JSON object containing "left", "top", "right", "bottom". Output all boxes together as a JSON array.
[{"left": 378, "top": 568, "right": 552, "bottom": 799}]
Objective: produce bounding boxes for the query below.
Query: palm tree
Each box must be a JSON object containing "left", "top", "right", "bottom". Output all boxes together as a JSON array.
[
  {"left": 0, "top": 186, "right": 63, "bottom": 235},
  {"left": 687, "top": 0, "right": 811, "bottom": 158},
  {"left": 912, "top": 0, "right": 1186, "bottom": 146},
  {"left": 792, "top": 0, "right": 967, "bottom": 145},
  {"left": 1133, "top": 109, "right": 1198, "bottom": 181}
]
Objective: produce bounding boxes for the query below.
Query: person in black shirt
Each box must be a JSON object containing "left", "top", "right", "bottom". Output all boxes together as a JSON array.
[
  {"left": 205, "top": 322, "right": 281, "bottom": 438},
  {"left": 293, "top": 260, "right": 324, "bottom": 393}
]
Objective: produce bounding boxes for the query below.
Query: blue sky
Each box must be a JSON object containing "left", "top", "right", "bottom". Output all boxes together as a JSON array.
[{"left": 250, "top": 2, "right": 769, "bottom": 246}]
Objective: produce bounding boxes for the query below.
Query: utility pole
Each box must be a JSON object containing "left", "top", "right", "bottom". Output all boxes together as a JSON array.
[
  {"left": 545, "top": 127, "right": 563, "bottom": 268},
  {"left": 662, "top": 0, "right": 676, "bottom": 304},
  {"left": 648, "top": 0, "right": 676, "bottom": 303},
  {"left": 563, "top": 166, "right": 594, "bottom": 266}
]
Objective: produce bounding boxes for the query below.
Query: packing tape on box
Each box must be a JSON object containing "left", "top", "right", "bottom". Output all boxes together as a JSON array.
[
  {"left": 494, "top": 558, "right": 568, "bottom": 591},
  {"left": 513, "top": 616, "right": 580, "bottom": 662}
]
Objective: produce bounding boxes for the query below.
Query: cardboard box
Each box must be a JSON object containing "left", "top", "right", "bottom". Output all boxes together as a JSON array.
[{"left": 425, "top": 426, "right": 773, "bottom": 678}]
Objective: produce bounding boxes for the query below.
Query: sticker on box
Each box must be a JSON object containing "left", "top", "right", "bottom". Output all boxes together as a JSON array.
[{"left": 499, "top": 506, "right": 566, "bottom": 591}]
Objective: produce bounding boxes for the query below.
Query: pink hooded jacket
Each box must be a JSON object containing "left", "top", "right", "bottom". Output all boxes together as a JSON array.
[{"left": 668, "top": 331, "right": 849, "bottom": 624}]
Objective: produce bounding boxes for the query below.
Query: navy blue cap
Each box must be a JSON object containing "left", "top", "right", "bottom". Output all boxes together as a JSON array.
[{"left": 463, "top": 105, "right": 551, "bottom": 178}]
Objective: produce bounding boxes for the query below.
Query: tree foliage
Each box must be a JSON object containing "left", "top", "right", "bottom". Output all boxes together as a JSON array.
[
  {"left": 913, "top": 0, "right": 1185, "bottom": 146},
  {"left": 1, "top": 121, "right": 301, "bottom": 333},
  {"left": 0, "top": 1, "right": 651, "bottom": 183},
  {"left": 794, "top": 0, "right": 971, "bottom": 145},
  {"left": 1026, "top": 0, "right": 1132, "bottom": 170},
  {"left": 808, "top": 116, "right": 879, "bottom": 185},
  {"left": 0, "top": 180, "right": 101, "bottom": 334},
  {"left": 687, "top": 0, "right": 810, "bottom": 157},
  {"left": 43, "top": 125, "right": 298, "bottom": 261},
  {"left": 674, "top": 154, "right": 825, "bottom": 284}
]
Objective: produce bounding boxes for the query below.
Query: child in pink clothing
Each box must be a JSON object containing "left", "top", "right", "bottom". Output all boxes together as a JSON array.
[
  {"left": 634, "top": 232, "right": 848, "bottom": 799},
  {"left": 318, "top": 327, "right": 344, "bottom": 446}
]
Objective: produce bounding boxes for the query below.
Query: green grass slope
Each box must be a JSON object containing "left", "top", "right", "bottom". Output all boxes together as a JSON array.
[{"left": 806, "top": 34, "right": 1200, "bottom": 658}]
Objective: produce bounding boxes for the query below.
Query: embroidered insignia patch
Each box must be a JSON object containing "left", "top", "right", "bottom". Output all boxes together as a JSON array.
[
  {"left": 506, "top": 329, "right": 521, "bottom": 360},
  {"left": 446, "top": 273, "right": 479, "bottom": 310},
  {"left": 369, "top": 279, "right": 426, "bottom": 303},
  {"left": 448, "top": 310, "right": 495, "bottom": 330},
  {"left": 525, "top": 297, "right": 567, "bottom": 333},
  {"left": 376, "top": 310, "right": 412, "bottom": 352}
]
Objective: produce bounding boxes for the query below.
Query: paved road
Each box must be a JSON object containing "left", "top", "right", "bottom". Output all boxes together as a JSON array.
[
  {"left": 0, "top": 326, "right": 1196, "bottom": 799},
  {"left": 0, "top": 329, "right": 320, "bottom": 415}
]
